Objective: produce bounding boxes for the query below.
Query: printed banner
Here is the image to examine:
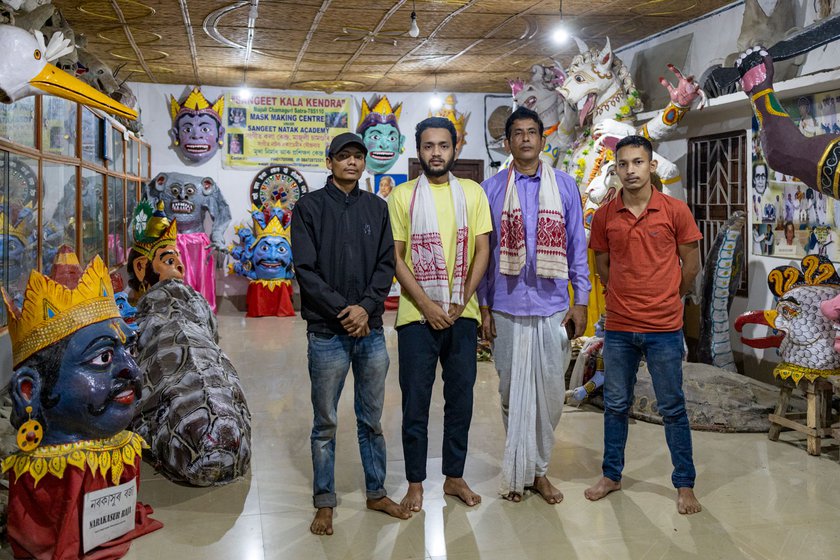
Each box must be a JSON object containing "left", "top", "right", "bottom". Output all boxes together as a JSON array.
[
  {"left": 224, "top": 93, "right": 350, "bottom": 171},
  {"left": 752, "top": 88, "right": 840, "bottom": 259}
]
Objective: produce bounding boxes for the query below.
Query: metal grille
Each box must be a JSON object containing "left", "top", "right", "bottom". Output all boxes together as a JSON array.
[{"left": 686, "top": 130, "right": 748, "bottom": 296}]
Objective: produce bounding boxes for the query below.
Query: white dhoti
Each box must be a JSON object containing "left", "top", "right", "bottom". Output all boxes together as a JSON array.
[{"left": 493, "top": 310, "right": 570, "bottom": 496}]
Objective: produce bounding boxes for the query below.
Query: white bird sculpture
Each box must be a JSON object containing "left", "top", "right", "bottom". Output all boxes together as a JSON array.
[{"left": 0, "top": 24, "right": 137, "bottom": 120}]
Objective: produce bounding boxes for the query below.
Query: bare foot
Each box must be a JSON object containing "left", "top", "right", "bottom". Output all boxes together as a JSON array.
[
  {"left": 443, "top": 477, "right": 481, "bottom": 507},
  {"left": 503, "top": 492, "right": 521, "bottom": 502},
  {"left": 367, "top": 496, "right": 412, "bottom": 520},
  {"left": 401, "top": 482, "right": 424, "bottom": 512},
  {"left": 527, "top": 476, "right": 564, "bottom": 505},
  {"left": 310, "top": 507, "right": 333, "bottom": 535},
  {"left": 584, "top": 477, "right": 621, "bottom": 501},
  {"left": 677, "top": 487, "right": 702, "bottom": 515}
]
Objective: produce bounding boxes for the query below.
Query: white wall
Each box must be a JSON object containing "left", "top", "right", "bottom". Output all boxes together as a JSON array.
[
  {"left": 611, "top": 0, "right": 840, "bottom": 365},
  {"left": 129, "top": 83, "right": 500, "bottom": 297},
  {"left": 614, "top": 1, "right": 839, "bottom": 76}
]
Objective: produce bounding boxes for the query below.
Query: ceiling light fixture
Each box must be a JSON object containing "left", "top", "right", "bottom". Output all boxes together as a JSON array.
[
  {"left": 552, "top": 0, "right": 570, "bottom": 45},
  {"left": 239, "top": 1, "right": 258, "bottom": 100},
  {"left": 244, "top": 0, "right": 259, "bottom": 63},
  {"left": 552, "top": 27, "right": 569, "bottom": 43},
  {"left": 430, "top": 74, "right": 442, "bottom": 110},
  {"left": 239, "top": 64, "right": 250, "bottom": 99},
  {"left": 409, "top": 0, "right": 420, "bottom": 38}
]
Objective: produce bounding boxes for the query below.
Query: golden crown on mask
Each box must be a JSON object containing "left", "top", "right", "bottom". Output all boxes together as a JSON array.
[
  {"left": 169, "top": 87, "right": 224, "bottom": 121},
  {"left": 133, "top": 201, "right": 178, "bottom": 259},
  {"left": 250, "top": 201, "right": 291, "bottom": 248},
  {"left": 430, "top": 94, "right": 469, "bottom": 136},
  {"left": 2, "top": 256, "right": 121, "bottom": 368},
  {"left": 360, "top": 95, "right": 403, "bottom": 122}
]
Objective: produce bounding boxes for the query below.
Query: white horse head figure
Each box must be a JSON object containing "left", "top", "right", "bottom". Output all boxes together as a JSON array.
[{"left": 557, "top": 38, "right": 642, "bottom": 128}]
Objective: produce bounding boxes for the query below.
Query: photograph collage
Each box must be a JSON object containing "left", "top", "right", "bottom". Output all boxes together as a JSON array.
[{"left": 752, "top": 87, "right": 840, "bottom": 259}]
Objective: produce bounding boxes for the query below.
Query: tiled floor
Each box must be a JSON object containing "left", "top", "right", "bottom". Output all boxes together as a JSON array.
[{"left": 6, "top": 310, "right": 840, "bottom": 559}]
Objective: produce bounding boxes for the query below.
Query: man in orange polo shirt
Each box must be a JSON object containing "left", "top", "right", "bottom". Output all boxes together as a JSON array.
[{"left": 585, "top": 135, "right": 703, "bottom": 515}]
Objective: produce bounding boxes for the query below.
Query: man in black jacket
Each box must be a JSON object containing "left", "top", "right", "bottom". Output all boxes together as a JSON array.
[{"left": 291, "top": 132, "right": 409, "bottom": 536}]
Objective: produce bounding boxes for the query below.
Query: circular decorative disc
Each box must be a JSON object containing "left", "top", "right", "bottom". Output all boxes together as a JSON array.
[{"left": 249, "top": 165, "right": 309, "bottom": 211}]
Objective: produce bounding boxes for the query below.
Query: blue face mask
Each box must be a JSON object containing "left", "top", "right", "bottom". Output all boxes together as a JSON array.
[
  {"left": 253, "top": 237, "right": 293, "bottom": 280},
  {"left": 15, "top": 319, "right": 141, "bottom": 445}
]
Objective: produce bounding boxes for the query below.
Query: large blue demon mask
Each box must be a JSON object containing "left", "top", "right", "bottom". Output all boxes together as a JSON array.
[
  {"left": 1, "top": 254, "right": 156, "bottom": 560},
  {"left": 5, "top": 257, "right": 141, "bottom": 447},
  {"left": 356, "top": 95, "right": 405, "bottom": 175},
  {"left": 230, "top": 202, "right": 293, "bottom": 281}
]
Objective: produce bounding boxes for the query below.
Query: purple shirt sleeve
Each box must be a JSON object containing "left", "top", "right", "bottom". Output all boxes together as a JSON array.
[{"left": 478, "top": 175, "right": 501, "bottom": 308}]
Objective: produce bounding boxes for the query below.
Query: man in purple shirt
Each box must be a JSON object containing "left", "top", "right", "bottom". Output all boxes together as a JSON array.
[{"left": 478, "top": 106, "right": 590, "bottom": 503}]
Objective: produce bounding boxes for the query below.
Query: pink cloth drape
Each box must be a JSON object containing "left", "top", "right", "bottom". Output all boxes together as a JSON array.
[{"left": 176, "top": 232, "right": 217, "bottom": 313}]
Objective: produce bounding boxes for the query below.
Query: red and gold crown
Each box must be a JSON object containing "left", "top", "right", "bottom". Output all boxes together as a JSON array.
[
  {"left": 49, "top": 245, "right": 83, "bottom": 289},
  {"left": 251, "top": 201, "right": 291, "bottom": 248},
  {"left": 3, "top": 256, "right": 121, "bottom": 368},
  {"left": 169, "top": 87, "right": 224, "bottom": 122}
]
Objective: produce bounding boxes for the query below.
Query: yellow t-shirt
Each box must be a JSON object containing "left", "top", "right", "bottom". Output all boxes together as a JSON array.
[{"left": 388, "top": 177, "right": 492, "bottom": 327}]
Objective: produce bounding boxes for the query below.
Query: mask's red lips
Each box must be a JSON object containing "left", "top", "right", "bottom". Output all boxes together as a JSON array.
[{"left": 113, "top": 389, "right": 136, "bottom": 405}]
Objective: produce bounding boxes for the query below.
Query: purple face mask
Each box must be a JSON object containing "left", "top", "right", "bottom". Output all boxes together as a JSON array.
[{"left": 171, "top": 112, "right": 224, "bottom": 163}]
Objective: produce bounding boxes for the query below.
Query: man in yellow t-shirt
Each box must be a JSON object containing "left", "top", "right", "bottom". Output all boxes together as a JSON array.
[{"left": 388, "top": 117, "right": 491, "bottom": 512}]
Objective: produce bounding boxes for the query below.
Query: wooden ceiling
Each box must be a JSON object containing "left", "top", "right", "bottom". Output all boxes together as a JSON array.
[{"left": 54, "top": 0, "right": 734, "bottom": 92}]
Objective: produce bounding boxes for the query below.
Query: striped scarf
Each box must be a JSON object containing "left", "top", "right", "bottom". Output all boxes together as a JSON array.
[
  {"left": 499, "top": 164, "right": 568, "bottom": 279},
  {"left": 409, "top": 173, "right": 469, "bottom": 308}
]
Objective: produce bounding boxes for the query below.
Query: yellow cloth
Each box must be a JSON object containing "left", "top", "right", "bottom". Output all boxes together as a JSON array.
[
  {"left": 585, "top": 250, "right": 606, "bottom": 337},
  {"left": 388, "top": 177, "right": 492, "bottom": 327}
]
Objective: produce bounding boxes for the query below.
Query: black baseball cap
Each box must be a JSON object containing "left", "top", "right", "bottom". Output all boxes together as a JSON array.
[{"left": 328, "top": 132, "right": 367, "bottom": 157}]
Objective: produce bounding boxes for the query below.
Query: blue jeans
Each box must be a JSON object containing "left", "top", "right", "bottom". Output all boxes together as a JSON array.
[
  {"left": 308, "top": 328, "right": 389, "bottom": 508},
  {"left": 601, "top": 330, "right": 696, "bottom": 489}
]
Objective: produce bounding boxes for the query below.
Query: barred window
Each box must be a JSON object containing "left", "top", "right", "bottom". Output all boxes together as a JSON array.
[{"left": 686, "top": 130, "right": 748, "bottom": 296}]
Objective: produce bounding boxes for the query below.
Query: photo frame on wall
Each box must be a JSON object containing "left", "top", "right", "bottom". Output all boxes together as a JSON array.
[{"left": 374, "top": 174, "right": 406, "bottom": 200}]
